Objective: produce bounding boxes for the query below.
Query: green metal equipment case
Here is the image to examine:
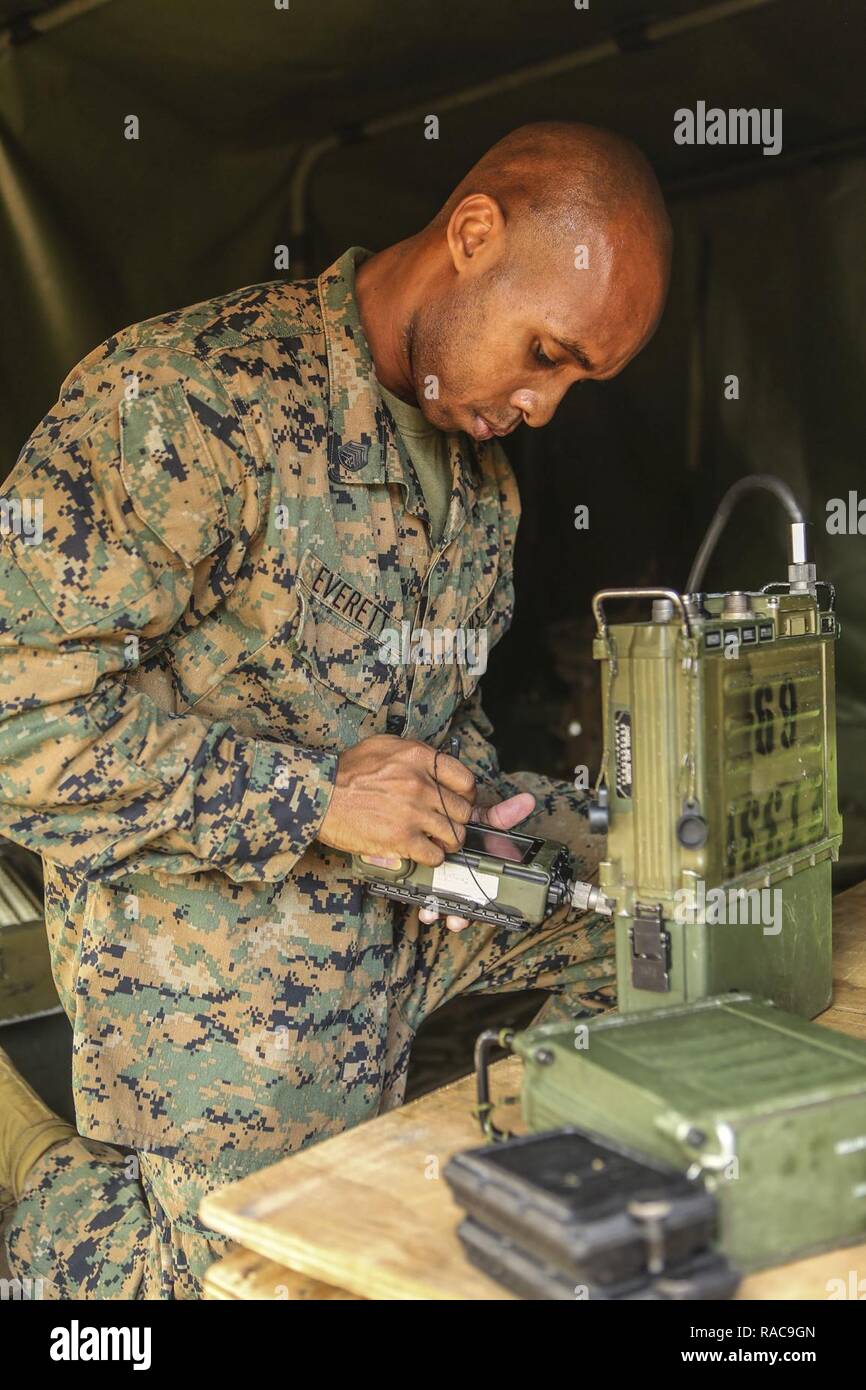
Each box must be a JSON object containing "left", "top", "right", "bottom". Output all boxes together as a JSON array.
[
  {"left": 592, "top": 587, "right": 842, "bottom": 1016},
  {"left": 513, "top": 994, "right": 866, "bottom": 1270}
]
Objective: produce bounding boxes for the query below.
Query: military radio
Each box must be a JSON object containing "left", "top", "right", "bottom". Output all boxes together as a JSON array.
[
  {"left": 587, "top": 474, "right": 841, "bottom": 1018},
  {"left": 353, "top": 737, "right": 611, "bottom": 930}
]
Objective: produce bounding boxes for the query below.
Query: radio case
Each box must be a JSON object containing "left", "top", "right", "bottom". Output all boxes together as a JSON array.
[
  {"left": 593, "top": 588, "right": 842, "bottom": 1018},
  {"left": 512, "top": 994, "right": 866, "bottom": 1270}
]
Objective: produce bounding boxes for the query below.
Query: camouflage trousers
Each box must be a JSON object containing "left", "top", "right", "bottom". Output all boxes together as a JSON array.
[{"left": 4, "top": 878, "right": 615, "bottom": 1299}]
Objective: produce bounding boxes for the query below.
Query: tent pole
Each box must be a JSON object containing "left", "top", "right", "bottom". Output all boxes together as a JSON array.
[{"left": 0, "top": 0, "right": 116, "bottom": 50}]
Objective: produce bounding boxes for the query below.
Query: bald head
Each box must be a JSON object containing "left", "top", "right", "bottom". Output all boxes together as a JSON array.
[
  {"left": 356, "top": 121, "right": 671, "bottom": 441},
  {"left": 433, "top": 121, "right": 671, "bottom": 254}
]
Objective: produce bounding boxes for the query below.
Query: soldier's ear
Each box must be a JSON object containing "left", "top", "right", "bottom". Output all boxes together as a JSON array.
[{"left": 446, "top": 194, "right": 506, "bottom": 276}]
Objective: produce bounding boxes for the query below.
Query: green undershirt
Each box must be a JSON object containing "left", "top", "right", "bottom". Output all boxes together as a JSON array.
[{"left": 379, "top": 383, "right": 452, "bottom": 547}]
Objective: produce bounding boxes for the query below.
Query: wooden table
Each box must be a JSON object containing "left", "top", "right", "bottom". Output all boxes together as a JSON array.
[{"left": 200, "top": 881, "right": 866, "bottom": 1300}]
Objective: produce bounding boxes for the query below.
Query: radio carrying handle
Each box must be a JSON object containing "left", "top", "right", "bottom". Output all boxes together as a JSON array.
[{"left": 592, "top": 587, "right": 692, "bottom": 641}]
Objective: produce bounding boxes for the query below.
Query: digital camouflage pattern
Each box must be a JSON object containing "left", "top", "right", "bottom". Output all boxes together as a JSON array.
[
  {"left": 0, "top": 247, "right": 613, "bottom": 1293},
  {"left": 6, "top": 978, "right": 616, "bottom": 1301},
  {"left": 6, "top": 1136, "right": 232, "bottom": 1299}
]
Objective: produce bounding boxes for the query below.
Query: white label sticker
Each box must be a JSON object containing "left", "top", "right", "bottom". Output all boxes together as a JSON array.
[{"left": 431, "top": 861, "right": 499, "bottom": 907}]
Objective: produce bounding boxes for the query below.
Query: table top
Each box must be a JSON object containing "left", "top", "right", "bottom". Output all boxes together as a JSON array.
[{"left": 201, "top": 880, "right": 866, "bottom": 1300}]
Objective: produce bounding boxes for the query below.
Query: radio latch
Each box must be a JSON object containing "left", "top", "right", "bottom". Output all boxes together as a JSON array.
[{"left": 630, "top": 903, "right": 671, "bottom": 992}]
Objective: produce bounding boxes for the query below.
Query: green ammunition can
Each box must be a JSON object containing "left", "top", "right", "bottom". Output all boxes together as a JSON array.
[
  {"left": 512, "top": 994, "right": 866, "bottom": 1270},
  {"left": 590, "top": 586, "right": 842, "bottom": 1016}
]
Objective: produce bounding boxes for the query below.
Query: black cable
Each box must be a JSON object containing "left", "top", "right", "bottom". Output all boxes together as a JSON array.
[
  {"left": 431, "top": 745, "right": 499, "bottom": 910},
  {"left": 686, "top": 474, "right": 804, "bottom": 593}
]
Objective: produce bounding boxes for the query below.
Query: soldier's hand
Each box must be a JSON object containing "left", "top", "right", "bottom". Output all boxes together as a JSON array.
[
  {"left": 319, "top": 734, "right": 477, "bottom": 865},
  {"left": 418, "top": 792, "right": 536, "bottom": 933}
]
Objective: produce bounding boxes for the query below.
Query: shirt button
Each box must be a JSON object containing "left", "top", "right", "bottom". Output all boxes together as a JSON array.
[{"left": 386, "top": 713, "right": 405, "bottom": 734}]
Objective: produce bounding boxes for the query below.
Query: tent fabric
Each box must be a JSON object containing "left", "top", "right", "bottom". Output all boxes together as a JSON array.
[{"left": 1, "top": 0, "right": 864, "bottom": 874}]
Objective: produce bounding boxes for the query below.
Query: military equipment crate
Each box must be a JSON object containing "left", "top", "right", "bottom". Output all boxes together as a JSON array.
[{"left": 511, "top": 994, "right": 866, "bottom": 1269}]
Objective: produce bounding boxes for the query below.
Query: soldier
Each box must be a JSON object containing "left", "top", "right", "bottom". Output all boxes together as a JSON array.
[{"left": 0, "top": 122, "right": 670, "bottom": 1298}]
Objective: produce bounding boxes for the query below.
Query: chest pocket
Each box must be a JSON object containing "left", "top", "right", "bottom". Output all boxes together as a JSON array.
[{"left": 292, "top": 564, "right": 394, "bottom": 716}]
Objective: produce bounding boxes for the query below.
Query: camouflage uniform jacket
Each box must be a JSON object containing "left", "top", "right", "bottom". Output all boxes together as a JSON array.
[{"left": 0, "top": 247, "right": 525, "bottom": 1171}]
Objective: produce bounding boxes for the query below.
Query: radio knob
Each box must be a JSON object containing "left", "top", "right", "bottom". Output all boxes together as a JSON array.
[
  {"left": 652, "top": 597, "right": 674, "bottom": 623},
  {"left": 722, "top": 590, "right": 753, "bottom": 618},
  {"left": 676, "top": 800, "right": 709, "bottom": 849}
]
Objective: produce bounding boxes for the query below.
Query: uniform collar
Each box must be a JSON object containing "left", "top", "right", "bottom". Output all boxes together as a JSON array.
[
  {"left": 318, "top": 247, "right": 388, "bottom": 485},
  {"left": 317, "top": 246, "right": 480, "bottom": 535}
]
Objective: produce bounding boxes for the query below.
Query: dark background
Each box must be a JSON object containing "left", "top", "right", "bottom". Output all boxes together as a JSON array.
[{"left": 1, "top": 0, "right": 865, "bottom": 1104}]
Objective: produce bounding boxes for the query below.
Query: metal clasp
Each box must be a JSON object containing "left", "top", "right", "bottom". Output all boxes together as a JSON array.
[{"left": 629, "top": 903, "right": 671, "bottom": 992}]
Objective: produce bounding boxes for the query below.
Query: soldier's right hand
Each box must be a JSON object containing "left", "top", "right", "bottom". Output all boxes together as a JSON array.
[{"left": 318, "top": 735, "right": 476, "bottom": 866}]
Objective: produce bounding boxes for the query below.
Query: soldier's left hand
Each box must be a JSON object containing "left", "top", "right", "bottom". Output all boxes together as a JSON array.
[{"left": 418, "top": 792, "right": 536, "bottom": 932}]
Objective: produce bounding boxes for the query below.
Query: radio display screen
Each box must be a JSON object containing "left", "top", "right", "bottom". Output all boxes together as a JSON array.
[{"left": 463, "top": 826, "right": 535, "bottom": 863}]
